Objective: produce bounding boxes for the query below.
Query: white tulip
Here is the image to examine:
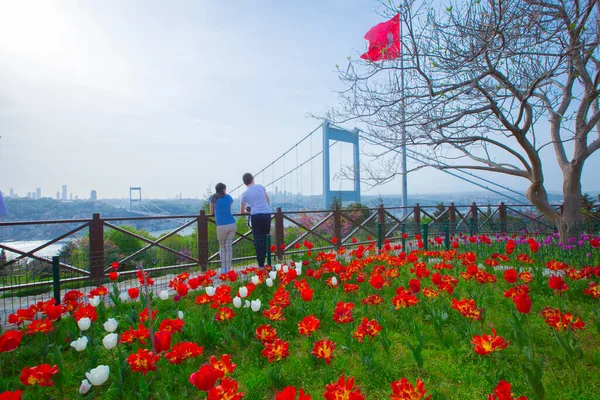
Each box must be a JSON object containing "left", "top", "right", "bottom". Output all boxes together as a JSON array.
[
  {"left": 251, "top": 299, "right": 262, "bottom": 312},
  {"left": 239, "top": 286, "right": 248, "bottom": 298},
  {"left": 103, "top": 318, "right": 118, "bottom": 333},
  {"left": 77, "top": 317, "right": 91, "bottom": 331},
  {"left": 269, "top": 271, "right": 277, "bottom": 280},
  {"left": 245, "top": 300, "right": 250, "bottom": 308},
  {"left": 282, "top": 265, "right": 289, "bottom": 273},
  {"left": 89, "top": 296, "right": 101, "bottom": 307},
  {"left": 205, "top": 286, "right": 216, "bottom": 296},
  {"left": 232, "top": 296, "right": 242, "bottom": 308},
  {"left": 159, "top": 290, "right": 169, "bottom": 300},
  {"left": 275, "top": 264, "right": 282, "bottom": 271},
  {"left": 79, "top": 379, "right": 92, "bottom": 394},
  {"left": 119, "top": 292, "right": 130, "bottom": 303},
  {"left": 85, "top": 365, "right": 110, "bottom": 386},
  {"left": 102, "top": 333, "right": 118, "bottom": 350},
  {"left": 178, "top": 311, "right": 184, "bottom": 320},
  {"left": 331, "top": 276, "right": 338, "bottom": 287},
  {"left": 70, "top": 336, "right": 88, "bottom": 352},
  {"left": 251, "top": 276, "right": 259, "bottom": 285},
  {"left": 265, "top": 278, "right": 274, "bottom": 287},
  {"left": 295, "top": 267, "right": 302, "bottom": 276}
]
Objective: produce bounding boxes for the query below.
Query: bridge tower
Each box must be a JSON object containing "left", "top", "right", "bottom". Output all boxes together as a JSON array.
[
  {"left": 129, "top": 187, "right": 142, "bottom": 211},
  {"left": 322, "top": 121, "right": 361, "bottom": 208}
]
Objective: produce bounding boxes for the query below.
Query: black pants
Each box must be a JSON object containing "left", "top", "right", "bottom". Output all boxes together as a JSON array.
[{"left": 250, "top": 213, "right": 271, "bottom": 268}]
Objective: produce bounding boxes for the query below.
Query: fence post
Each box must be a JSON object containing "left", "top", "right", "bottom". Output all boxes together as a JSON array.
[
  {"left": 470, "top": 202, "right": 478, "bottom": 235},
  {"left": 413, "top": 203, "right": 421, "bottom": 235},
  {"left": 444, "top": 223, "right": 450, "bottom": 250},
  {"left": 499, "top": 202, "right": 507, "bottom": 234},
  {"left": 377, "top": 204, "right": 385, "bottom": 250},
  {"left": 89, "top": 213, "right": 105, "bottom": 283},
  {"left": 333, "top": 204, "right": 342, "bottom": 250},
  {"left": 448, "top": 202, "right": 456, "bottom": 236},
  {"left": 52, "top": 256, "right": 61, "bottom": 305},
  {"left": 275, "top": 208, "right": 285, "bottom": 260},
  {"left": 422, "top": 223, "right": 429, "bottom": 250},
  {"left": 198, "top": 210, "right": 209, "bottom": 272},
  {"left": 401, "top": 224, "right": 406, "bottom": 249}
]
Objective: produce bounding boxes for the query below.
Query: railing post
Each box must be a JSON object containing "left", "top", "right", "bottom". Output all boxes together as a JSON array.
[
  {"left": 89, "top": 213, "right": 105, "bottom": 283},
  {"left": 499, "top": 202, "right": 507, "bottom": 234},
  {"left": 275, "top": 208, "right": 285, "bottom": 260},
  {"left": 52, "top": 256, "right": 61, "bottom": 306},
  {"left": 444, "top": 223, "right": 450, "bottom": 250},
  {"left": 448, "top": 202, "right": 456, "bottom": 236},
  {"left": 470, "top": 202, "right": 478, "bottom": 235},
  {"left": 198, "top": 210, "right": 209, "bottom": 272},
  {"left": 413, "top": 203, "right": 421, "bottom": 235},
  {"left": 422, "top": 223, "right": 429, "bottom": 250},
  {"left": 401, "top": 224, "right": 406, "bottom": 249},
  {"left": 333, "top": 204, "right": 342, "bottom": 250},
  {"left": 377, "top": 204, "right": 385, "bottom": 250}
]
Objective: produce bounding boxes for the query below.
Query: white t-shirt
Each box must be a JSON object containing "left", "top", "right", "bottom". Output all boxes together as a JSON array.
[{"left": 240, "top": 184, "right": 271, "bottom": 215}]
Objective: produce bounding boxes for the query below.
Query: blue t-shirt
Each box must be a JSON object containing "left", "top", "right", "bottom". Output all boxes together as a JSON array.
[
  {"left": 212, "top": 194, "right": 235, "bottom": 226},
  {"left": 240, "top": 184, "right": 271, "bottom": 215}
]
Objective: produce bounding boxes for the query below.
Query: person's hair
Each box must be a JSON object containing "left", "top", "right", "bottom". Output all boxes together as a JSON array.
[
  {"left": 242, "top": 173, "right": 253, "bottom": 186},
  {"left": 211, "top": 183, "right": 226, "bottom": 203}
]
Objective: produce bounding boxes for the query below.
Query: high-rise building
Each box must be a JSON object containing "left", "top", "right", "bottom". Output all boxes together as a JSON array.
[
  {"left": 75, "top": 195, "right": 79, "bottom": 200},
  {"left": 56, "top": 191, "right": 60, "bottom": 200},
  {"left": 62, "top": 185, "right": 67, "bottom": 200},
  {"left": 90, "top": 190, "right": 97, "bottom": 201},
  {"left": 36, "top": 188, "right": 41, "bottom": 199},
  {"left": 9, "top": 188, "right": 14, "bottom": 197},
  {"left": 70, "top": 193, "right": 73, "bottom": 200},
  {"left": 27, "top": 192, "right": 32, "bottom": 199}
]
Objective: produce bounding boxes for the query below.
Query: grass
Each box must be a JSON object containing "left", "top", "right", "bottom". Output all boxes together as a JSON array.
[{"left": 1, "top": 236, "right": 599, "bottom": 399}]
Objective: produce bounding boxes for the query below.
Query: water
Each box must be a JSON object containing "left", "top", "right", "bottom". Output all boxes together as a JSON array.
[{"left": 0, "top": 240, "right": 66, "bottom": 260}]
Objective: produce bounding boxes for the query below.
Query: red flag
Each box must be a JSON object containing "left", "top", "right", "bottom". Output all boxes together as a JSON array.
[{"left": 360, "top": 14, "right": 401, "bottom": 62}]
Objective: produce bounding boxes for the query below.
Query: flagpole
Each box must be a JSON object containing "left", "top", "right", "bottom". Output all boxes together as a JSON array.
[{"left": 400, "top": 11, "right": 408, "bottom": 217}]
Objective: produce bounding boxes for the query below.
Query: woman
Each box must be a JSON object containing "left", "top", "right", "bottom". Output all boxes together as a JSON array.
[{"left": 210, "top": 183, "right": 237, "bottom": 273}]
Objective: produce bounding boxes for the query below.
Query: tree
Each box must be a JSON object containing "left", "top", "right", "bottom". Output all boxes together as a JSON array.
[{"left": 332, "top": 0, "right": 600, "bottom": 239}]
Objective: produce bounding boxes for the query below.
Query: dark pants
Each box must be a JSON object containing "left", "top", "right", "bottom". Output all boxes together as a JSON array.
[{"left": 250, "top": 213, "right": 271, "bottom": 268}]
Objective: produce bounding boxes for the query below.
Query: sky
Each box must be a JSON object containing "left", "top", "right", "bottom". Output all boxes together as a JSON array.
[{"left": 0, "top": 0, "right": 598, "bottom": 201}]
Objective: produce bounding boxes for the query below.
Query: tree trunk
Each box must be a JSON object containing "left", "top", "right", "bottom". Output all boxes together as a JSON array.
[{"left": 557, "top": 165, "right": 584, "bottom": 242}]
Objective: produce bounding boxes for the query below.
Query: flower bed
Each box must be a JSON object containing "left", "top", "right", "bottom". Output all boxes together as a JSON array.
[{"left": 1, "top": 234, "right": 599, "bottom": 399}]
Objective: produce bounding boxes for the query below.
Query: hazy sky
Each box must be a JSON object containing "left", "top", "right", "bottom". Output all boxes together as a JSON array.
[{"left": 0, "top": 0, "right": 598, "bottom": 201}]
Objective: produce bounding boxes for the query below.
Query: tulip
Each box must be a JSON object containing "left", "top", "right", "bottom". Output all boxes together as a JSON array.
[
  {"left": 77, "top": 317, "right": 91, "bottom": 331},
  {"left": 159, "top": 290, "right": 169, "bottom": 300},
  {"left": 79, "top": 379, "right": 92, "bottom": 394},
  {"left": 269, "top": 271, "right": 277, "bottom": 280},
  {"left": 103, "top": 318, "right": 118, "bottom": 333},
  {"left": 251, "top": 299, "right": 262, "bottom": 312},
  {"left": 251, "top": 276, "right": 260, "bottom": 285},
  {"left": 295, "top": 267, "right": 302, "bottom": 276},
  {"left": 71, "top": 336, "right": 89, "bottom": 352},
  {"left": 331, "top": 277, "right": 338, "bottom": 286},
  {"left": 119, "top": 292, "right": 130, "bottom": 303},
  {"left": 282, "top": 265, "right": 289, "bottom": 273},
  {"left": 275, "top": 264, "right": 282, "bottom": 271},
  {"left": 266, "top": 278, "right": 274, "bottom": 287},
  {"left": 205, "top": 286, "right": 216, "bottom": 296},
  {"left": 245, "top": 300, "right": 250, "bottom": 308},
  {"left": 102, "top": 333, "right": 118, "bottom": 350},
  {"left": 239, "top": 286, "right": 248, "bottom": 298},
  {"left": 178, "top": 311, "right": 184, "bottom": 320},
  {"left": 232, "top": 296, "right": 242, "bottom": 308},
  {"left": 85, "top": 365, "right": 110, "bottom": 386},
  {"left": 89, "top": 296, "right": 101, "bottom": 307}
]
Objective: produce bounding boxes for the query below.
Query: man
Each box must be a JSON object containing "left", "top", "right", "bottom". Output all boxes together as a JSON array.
[{"left": 240, "top": 173, "right": 271, "bottom": 268}]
